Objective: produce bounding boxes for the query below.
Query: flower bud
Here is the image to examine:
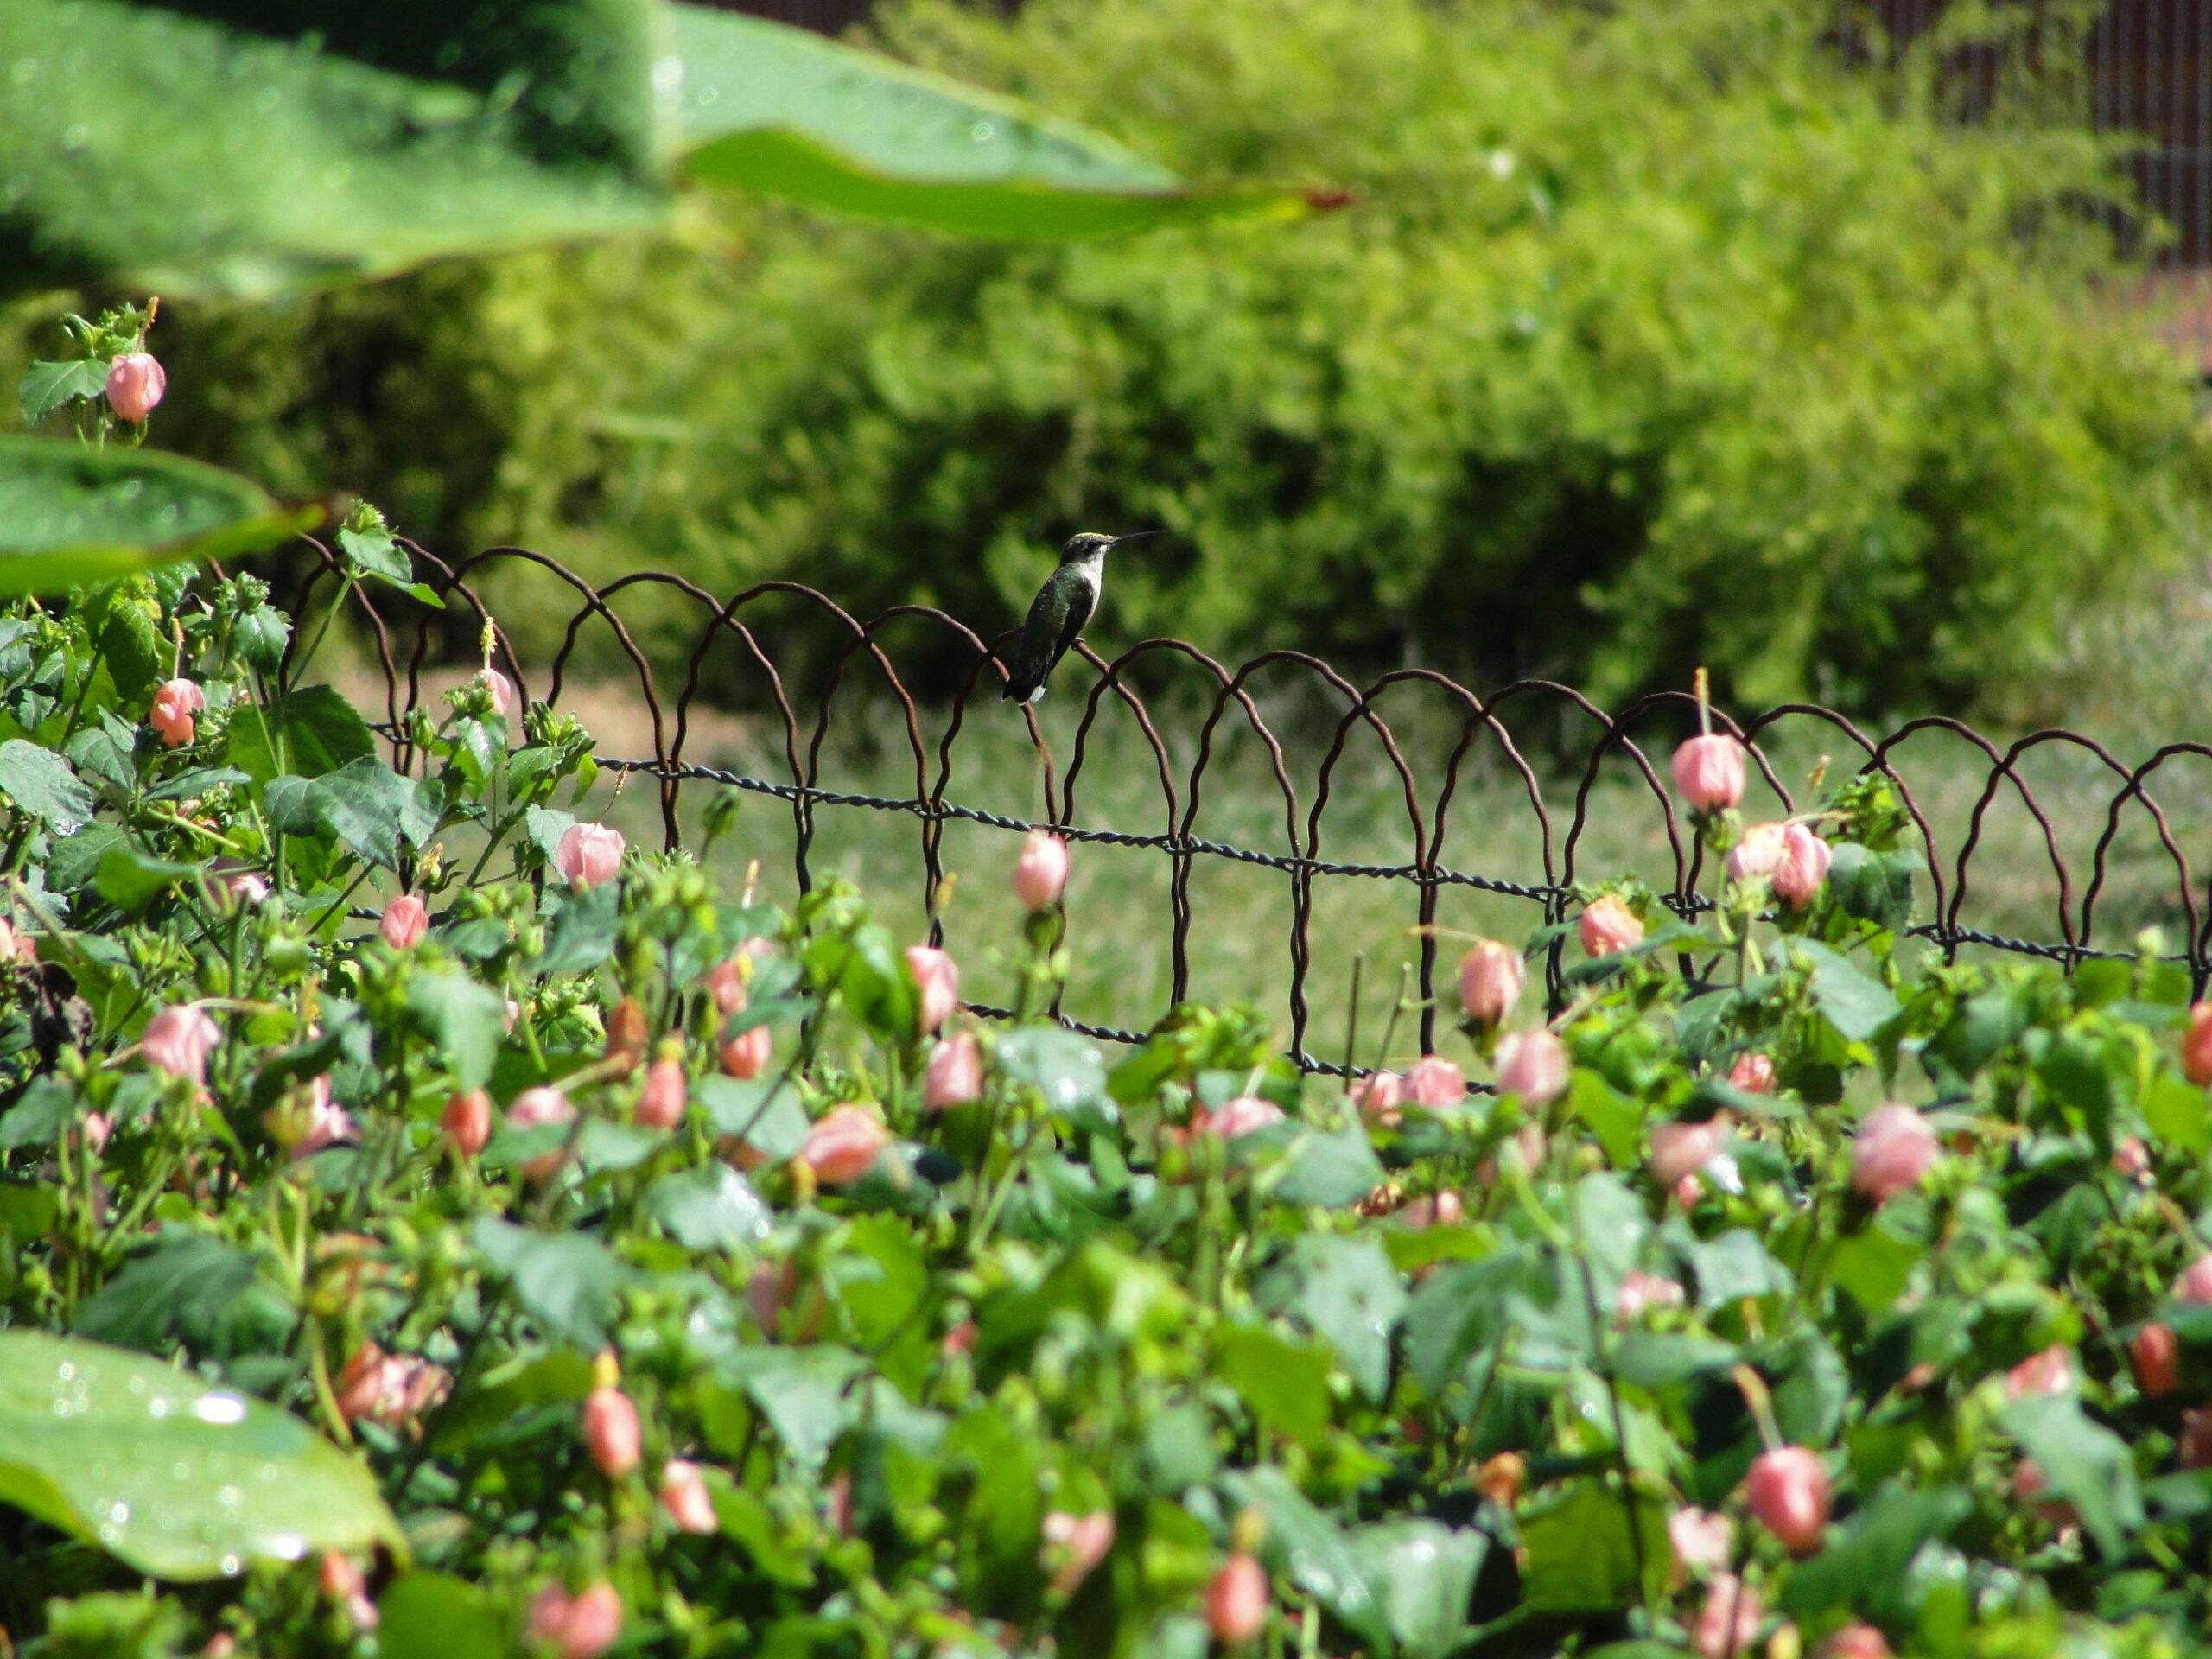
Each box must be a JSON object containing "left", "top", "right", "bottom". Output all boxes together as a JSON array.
[
  {"left": 1744, "top": 1446, "right": 1829, "bottom": 1556},
  {"left": 2187, "top": 1001, "right": 2212, "bottom": 1086},
  {"left": 1850, "top": 1105, "right": 1938, "bottom": 1204},
  {"left": 2004, "top": 1346, "right": 2073, "bottom": 1401},
  {"left": 1771, "top": 823, "right": 1832, "bottom": 908},
  {"left": 506, "top": 1086, "right": 575, "bottom": 1181},
  {"left": 906, "top": 944, "right": 960, "bottom": 1033},
  {"left": 1728, "top": 822, "right": 1789, "bottom": 884},
  {"left": 1649, "top": 1119, "right": 1724, "bottom": 1187},
  {"left": 1496, "top": 1029, "right": 1568, "bottom": 1106},
  {"left": 529, "top": 1581, "right": 622, "bottom": 1659},
  {"left": 2177, "top": 1251, "right": 2212, "bottom": 1305},
  {"left": 799, "top": 1105, "right": 889, "bottom": 1185},
  {"left": 1816, "top": 1626, "right": 1892, "bottom": 1659},
  {"left": 1473, "top": 1451, "right": 1524, "bottom": 1507},
  {"left": 379, "top": 893, "right": 428, "bottom": 950},
  {"left": 1673, "top": 734, "right": 1746, "bottom": 815},
  {"left": 1579, "top": 895, "right": 1643, "bottom": 957},
  {"left": 143, "top": 1003, "right": 220, "bottom": 1084},
  {"left": 2132, "top": 1323, "right": 2181, "bottom": 1397},
  {"left": 1041, "top": 1509, "right": 1116, "bottom": 1597},
  {"left": 1615, "top": 1269, "right": 1686, "bottom": 1324},
  {"left": 581, "top": 1386, "right": 641, "bottom": 1478},
  {"left": 105, "top": 352, "right": 166, "bottom": 423},
  {"left": 1014, "top": 831, "right": 1070, "bottom": 912},
  {"left": 1352, "top": 1069, "right": 1404, "bottom": 1126},
  {"left": 2113, "top": 1136, "right": 2152, "bottom": 1181},
  {"left": 1205, "top": 1096, "right": 1287, "bottom": 1139},
  {"left": 556, "top": 823, "right": 625, "bottom": 890},
  {"left": 721, "top": 1023, "right": 771, "bottom": 1079},
  {"left": 149, "top": 677, "right": 206, "bottom": 748},
  {"left": 924, "top": 1032, "right": 982, "bottom": 1109},
  {"left": 637, "top": 1056, "right": 688, "bottom": 1130},
  {"left": 1397, "top": 1191, "right": 1464, "bottom": 1230},
  {"left": 1205, "top": 1554, "right": 1268, "bottom": 1645},
  {"left": 1668, "top": 1507, "right": 1733, "bottom": 1580},
  {"left": 1691, "top": 1573, "right": 1763, "bottom": 1659},
  {"left": 1727, "top": 1052, "right": 1776, "bottom": 1095},
  {"left": 1404, "top": 1055, "right": 1465, "bottom": 1107},
  {"left": 658, "top": 1459, "right": 719, "bottom": 1534},
  {"left": 441, "top": 1089, "right": 492, "bottom": 1160},
  {"left": 1456, "top": 940, "right": 1522, "bottom": 1029},
  {"left": 2183, "top": 1408, "right": 2212, "bottom": 1470},
  {"left": 604, "top": 996, "right": 649, "bottom": 1073}
]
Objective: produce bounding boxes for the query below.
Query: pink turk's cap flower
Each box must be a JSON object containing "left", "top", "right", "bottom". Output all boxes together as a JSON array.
[
  {"left": 659, "top": 1459, "right": 719, "bottom": 1534},
  {"left": 636, "top": 1057, "right": 688, "bottom": 1130},
  {"left": 506, "top": 1086, "right": 575, "bottom": 1180},
  {"left": 79, "top": 1110, "right": 111, "bottom": 1154},
  {"left": 1818, "top": 1626, "right": 1894, "bottom": 1659},
  {"left": 1041, "top": 1509, "right": 1116, "bottom": 1597},
  {"left": 1672, "top": 734, "right": 1745, "bottom": 815},
  {"left": 906, "top": 944, "right": 961, "bottom": 1033},
  {"left": 800, "top": 1105, "right": 890, "bottom": 1185},
  {"left": 1397, "top": 1191, "right": 1465, "bottom": 1230},
  {"left": 1667, "top": 1507, "right": 1733, "bottom": 1580},
  {"left": 1456, "top": 940, "right": 1523, "bottom": 1028},
  {"left": 1772, "top": 822, "right": 1833, "bottom": 907},
  {"left": 1205, "top": 1554, "right": 1269, "bottom": 1645},
  {"left": 581, "top": 1386, "right": 642, "bottom": 1478},
  {"left": 318, "top": 1548, "right": 365, "bottom": 1601},
  {"left": 1851, "top": 1105, "right": 1939, "bottom": 1204},
  {"left": 702, "top": 957, "right": 747, "bottom": 1016},
  {"left": 441, "top": 1089, "right": 492, "bottom": 1159},
  {"left": 1206, "top": 1096, "right": 1287, "bottom": 1139},
  {"left": 335, "top": 1344, "right": 449, "bottom": 1427},
  {"left": 2005, "top": 1345, "right": 2075, "bottom": 1401},
  {"left": 379, "top": 893, "right": 428, "bottom": 950},
  {"left": 555, "top": 822, "right": 626, "bottom": 890},
  {"left": 720, "top": 1023, "right": 772, "bottom": 1079},
  {"left": 1727, "top": 1052, "right": 1777, "bottom": 1095},
  {"left": 1475, "top": 1122, "right": 1546, "bottom": 1186},
  {"left": 2133, "top": 1323, "right": 2182, "bottom": 1397},
  {"left": 481, "top": 666, "right": 518, "bottom": 723},
  {"left": 1405, "top": 1055, "right": 1465, "bottom": 1107},
  {"left": 1744, "top": 1446, "right": 1830, "bottom": 1556},
  {"left": 1014, "top": 831, "right": 1070, "bottom": 912},
  {"left": 0, "top": 917, "right": 32, "bottom": 966},
  {"left": 1353, "top": 1069, "right": 1405, "bottom": 1126},
  {"left": 149, "top": 677, "right": 206, "bottom": 747},
  {"left": 1496, "top": 1029, "right": 1568, "bottom": 1106},
  {"left": 1648, "top": 1119, "right": 1725, "bottom": 1188},
  {"left": 2186, "top": 1002, "right": 2212, "bottom": 1086},
  {"left": 1615, "top": 1269, "right": 1687, "bottom": 1324},
  {"left": 226, "top": 871, "right": 271, "bottom": 907},
  {"left": 924, "top": 1033, "right": 983, "bottom": 1109},
  {"left": 1690, "top": 1573, "right": 1764, "bottom": 1659},
  {"left": 1579, "top": 894, "right": 1644, "bottom": 957},
  {"left": 143, "top": 1003, "right": 221, "bottom": 1084},
  {"left": 531, "top": 1581, "right": 622, "bottom": 1659},
  {"left": 106, "top": 352, "right": 166, "bottom": 423},
  {"left": 289, "top": 1077, "right": 356, "bottom": 1159},
  {"left": 2176, "top": 1251, "right": 2212, "bottom": 1305},
  {"left": 2113, "top": 1135, "right": 2152, "bottom": 1180},
  {"left": 1727, "top": 822, "right": 1789, "bottom": 884}
]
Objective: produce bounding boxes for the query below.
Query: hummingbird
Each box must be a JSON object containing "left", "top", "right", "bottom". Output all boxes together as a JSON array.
[{"left": 1001, "top": 531, "right": 1161, "bottom": 704}]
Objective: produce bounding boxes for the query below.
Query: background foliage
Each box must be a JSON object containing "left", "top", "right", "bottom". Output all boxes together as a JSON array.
[{"left": 20, "top": 0, "right": 2209, "bottom": 715}]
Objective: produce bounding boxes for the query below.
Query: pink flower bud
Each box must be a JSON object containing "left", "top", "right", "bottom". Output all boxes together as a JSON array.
[
  {"left": 226, "top": 870, "right": 270, "bottom": 907},
  {"left": 1727, "top": 1052, "right": 1776, "bottom": 1095},
  {"left": 924, "top": 1033, "right": 982, "bottom": 1109},
  {"left": 335, "top": 1344, "right": 449, "bottom": 1427},
  {"left": 1405, "top": 1055, "right": 1465, "bottom": 1107},
  {"left": 1727, "top": 822, "right": 1789, "bottom": 884},
  {"left": 2005, "top": 1345, "right": 2074, "bottom": 1401},
  {"left": 1817, "top": 1625, "right": 1893, "bottom": 1659},
  {"left": 79, "top": 1110, "right": 111, "bottom": 1154},
  {"left": 2177, "top": 1251, "right": 2212, "bottom": 1305},
  {"left": 658, "top": 1459, "right": 718, "bottom": 1535},
  {"left": 2186, "top": 1002, "right": 2212, "bottom": 1087},
  {"left": 1205, "top": 1554, "right": 1268, "bottom": 1645},
  {"left": 1206, "top": 1096, "right": 1287, "bottom": 1139},
  {"left": 2183, "top": 1408, "right": 2212, "bottom": 1470},
  {"left": 379, "top": 893, "right": 428, "bottom": 949},
  {"left": 1772, "top": 823, "right": 1832, "bottom": 908},
  {"left": 1014, "top": 831, "right": 1071, "bottom": 912},
  {"left": 1456, "top": 940, "right": 1523, "bottom": 1029},
  {"left": 1475, "top": 1122, "right": 1546, "bottom": 1185},
  {"left": 1353, "top": 1069, "right": 1404, "bottom": 1126},
  {"left": 1041, "top": 1509, "right": 1116, "bottom": 1597},
  {"left": 0, "top": 917, "right": 35, "bottom": 966},
  {"left": 148, "top": 677, "right": 206, "bottom": 748},
  {"left": 2113, "top": 1135, "right": 2152, "bottom": 1181},
  {"left": 481, "top": 666, "right": 518, "bottom": 727},
  {"left": 442, "top": 1089, "right": 492, "bottom": 1159},
  {"left": 637, "top": 1057, "right": 688, "bottom": 1130},
  {"left": 507, "top": 1086, "right": 575, "bottom": 1181},
  {"left": 143, "top": 1003, "right": 220, "bottom": 1084},
  {"left": 2013, "top": 1458, "right": 2075, "bottom": 1522},
  {"left": 1579, "top": 895, "right": 1644, "bottom": 957},
  {"left": 721, "top": 1023, "right": 771, "bottom": 1079},
  {"left": 555, "top": 823, "right": 625, "bottom": 890},
  {"left": 1744, "top": 1446, "right": 1829, "bottom": 1556},
  {"left": 702, "top": 957, "right": 747, "bottom": 1016},
  {"left": 800, "top": 1105, "right": 890, "bottom": 1185},
  {"left": 1667, "top": 1506, "right": 1733, "bottom": 1579},
  {"left": 1615, "top": 1269, "right": 1687, "bottom": 1324},
  {"left": 1672, "top": 734, "right": 1745, "bottom": 815},
  {"left": 581, "top": 1386, "right": 641, "bottom": 1478},
  {"left": 1649, "top": 1119, "right": 1724, "bottom": 1187},
  {"left": 2133, "top": 1323, "right": 2181, "bottom": 1397},
  {"left": 289, "top": 1077, "right": 356, "bottom": 1159},
  {"left": 530, "top": 1581, "right": 622, "bottom": 1659},
  {"left": 105, "top": 353, "right": 166, "bottom": 423},
  {"left": 1397, "top": 1191, "right": 1464, "bottom": 1230},
  {"left": 1690, "top": 1573, "right": 1763, "bottom": 1659},
  {"left": 905, "top": 944, "right": 960, "bottom": 1033},
  {"left": 319, "top": 1548, "right": 364, "bottom": 1600},
  {"left": 1496, "top": 1029, "right": 1568, "bottom": 1106},
  {"left": 1850, "top": 1105, "right": 1938, "bottom": 1204}
]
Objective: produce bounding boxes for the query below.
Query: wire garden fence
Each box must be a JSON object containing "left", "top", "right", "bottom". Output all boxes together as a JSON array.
[{"left": 287, "top": 542, "right": 2212, "bottom": 1075}]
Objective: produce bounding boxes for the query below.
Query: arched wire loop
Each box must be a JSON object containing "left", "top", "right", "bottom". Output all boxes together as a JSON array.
[{"left": 280, "top": 542, "right": 2212, "bottom": 1071}]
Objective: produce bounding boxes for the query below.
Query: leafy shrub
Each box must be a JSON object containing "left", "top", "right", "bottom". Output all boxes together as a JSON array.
[
  {"left": 29, "top": 0, "right": 2209, "bottom": 716},
  {"left": 5, "top": 532, "right": 2212, "bottom": 1654}
]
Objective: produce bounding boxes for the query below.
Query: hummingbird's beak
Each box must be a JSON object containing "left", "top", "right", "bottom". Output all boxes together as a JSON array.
[{"left": 1109, "top": 530, "right": 1165, "bottom": 549}]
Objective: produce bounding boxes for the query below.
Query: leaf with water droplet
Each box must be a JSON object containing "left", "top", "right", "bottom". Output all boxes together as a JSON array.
[{"left": 0, "top": 1331, "right": 402, "bottom": 1580}]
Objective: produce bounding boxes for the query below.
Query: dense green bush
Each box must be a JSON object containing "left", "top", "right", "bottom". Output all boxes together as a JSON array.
[{"left": 12, "top": 0, "right": 2207, "bottom": 716}]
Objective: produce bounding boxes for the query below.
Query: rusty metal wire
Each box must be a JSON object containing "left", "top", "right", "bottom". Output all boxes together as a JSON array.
[{"left": 280, "top": 540, "right": 2212, "bottom": 1067}]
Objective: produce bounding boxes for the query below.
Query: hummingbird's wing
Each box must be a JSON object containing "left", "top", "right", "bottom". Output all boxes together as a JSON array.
[{"left": 1002, "top": 570, "right": 1096, "bottom": 702}]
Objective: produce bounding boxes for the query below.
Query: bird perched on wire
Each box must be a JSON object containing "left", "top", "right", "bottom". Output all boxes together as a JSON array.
[{"left": 1001, "top": 531, "right": 1161, "bottom": 705}]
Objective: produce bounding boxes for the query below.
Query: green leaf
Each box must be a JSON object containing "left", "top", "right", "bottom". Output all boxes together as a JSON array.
[
  {"left": 1270, "top": 1115, "right": 1385, "bottom": 1208},
  {"left": 235, "top": 604, "right": 291, "bottom": 674},
  {"left": 1779, "top": 1482, "right": 1971, "bottom": 1619},
  {"left": 0, "top": 1329, "right": 401, "bottom": 1579},
  {"left": 1220, "top": 1465, "right": 1385, "bottom": 1646},
  {"left": 0, "top": 438, "right": 314, "bottom": 588},
  {"left": 1827, "top": 1217, "right": 1927, "bottom": 1314},
  {"left": 1999, "top": 1394, "right": 2145, "bottom": 1560},
  {"left": 1778, "top": 938, "right": 1902, "bottom": 1044},
  {"left": 671, "top": 5, "right": 1312, "bottom": 241},
  {"left": 646, "top": 1165, "right": 774, "bottom": 1250},
  {"left": 378, "top": 1572, "right": 507, "bottom": 1659},
  {"left": 714, "top": 1344, "right": 868, "bottom": 1475},
  {"left": 1518, "top": 1479, "right": 1673, "bottom": 1611},
  {"left": 404, "top": 970, "right": 506, "bottom": 1091},
  {"left": 994, "top": 1027, "right": 1112, "bottom": 1128},
  {"left": 19, "top": 359, "right": 110, "bottom": 426},
  {"left": 93, "top": 845, "right": 204, "bottom": 916},
  {"left": 1569, "top": 1069, "right": 1645, "bottom": 1166},
  {"left": 533, "top": 879, "right": 620, "bottom": 976},
  {"left": 1212, "top": 1324, "right": 1334, "bottom": 1447},
  {"left": 74, "top": 1233, "right": 294, "bottom": 1362},
  {"left": 0, "top": 737, "right": 94, "bottom": 831},
  {"left": 0, "top": 1076, "right": 77, "bottom": 1151},
  {"left": 336, "top": 518, "right": 411, "bottom": 584},
  {"left": 1255, "top": 1235, "right": 1406, "bottom": 1403},
  {"left": 1826, "top": 842, "right": 1917, "bottom": 931},
  {"left": 1344, "top": 1519, "right": 1487, "bottom": 1659},
  {"left": 2144, "top": 1071, "right": 2210, "bottom": 1156},
  {"left": 470, "top": 1218, "right": 629, "bottom": 1352},
  {"left": 696, "top": 1074, "right": 809, "bottom": 1162},
  {"left": 232, "top": 687, "right": 378, "bottom": 783},
  {"left": 97, "top": 593, "right": 166, "bottom": 704}
]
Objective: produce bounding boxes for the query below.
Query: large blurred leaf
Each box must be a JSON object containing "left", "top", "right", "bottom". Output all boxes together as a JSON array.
[
  {"left": 0, "top": 439, "right": 313, "bottom": 590},
  {"left": 0, "top": 0, "right": 665, "bottom": 298},
  {"left": 671, "top": 4, "right": 1313, "bottom": 238},
  {"left": 0, "top": 1329, "right": 401, "bottom": 1580}
]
